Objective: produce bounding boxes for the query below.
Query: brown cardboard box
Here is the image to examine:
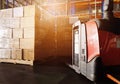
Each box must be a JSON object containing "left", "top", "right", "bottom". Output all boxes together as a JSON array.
[
  {"left": 24, "top": 5, "right": 40, "bottom": 17},
  {"left": 11, "top": 39, "right": 20, "bottom": 49},
  {"left": 64, "top": 32, "right": 72, "bottom": 40},
  {"left": 0, "top": 28, "right": 12, "bottom": 38},
  {"left": 23, "top": 49, "right": 34, "bottom": 60},
  {"left": 0, "top": 49, "right": 11, "bottom": 59},
  {"left": 24, "top": 28, "right": 34, "bottom": 38},
  {"left": 13, "top": 28, "right": 23, "bottom": 38},
  {"left": 12, "top": 49, "right": 22, "bottom": 60},
  {"left": 20, "top": 39, "right": 34, "bottom": 49},
  {"left": 21, "top": 17, "right": 36, "bottom": 28},
  {"left": 13, "top": 7, "right": 23, "bottom": 17}
]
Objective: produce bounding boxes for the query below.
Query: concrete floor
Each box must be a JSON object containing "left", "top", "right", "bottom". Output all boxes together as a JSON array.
[{"left": 0, "top": 63, "right": 116, "bottom": 84}]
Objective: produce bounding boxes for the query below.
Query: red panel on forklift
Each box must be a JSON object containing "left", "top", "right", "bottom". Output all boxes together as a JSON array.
[
  {"left": 99, "top": 31, "right": 120, "bottom": 66},
  {"left": 86, "top": 21, "right": 100, "bottom": 62}
]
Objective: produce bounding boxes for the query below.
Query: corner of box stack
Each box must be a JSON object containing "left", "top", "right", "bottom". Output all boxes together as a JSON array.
[{"left": 0, "top": 5, "right": 41, "bottom": 65}]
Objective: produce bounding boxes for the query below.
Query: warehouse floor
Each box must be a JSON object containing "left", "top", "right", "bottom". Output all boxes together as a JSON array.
[{"left": 0, "top": 63, "right": 116, "bottom": 84}]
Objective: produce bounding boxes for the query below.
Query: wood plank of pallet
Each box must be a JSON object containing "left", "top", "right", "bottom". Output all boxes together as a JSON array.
[{"left": 0, "top": 59, "right": 33, "bottom": 66}]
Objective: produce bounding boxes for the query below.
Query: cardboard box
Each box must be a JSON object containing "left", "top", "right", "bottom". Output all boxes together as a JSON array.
[
  {"left": 9, "top": 18, "right": 20, "bottom": 28},
  {"left": 0, "top": 39, "right": 11, "bottom": 48},
  {"left": 13, "top": 7, "right": 23, "bottom": 17},
  {"left": 0, "top": 10, "right": 4, "bottom": 18},
  {"left": 0, "top": 8, "right": 13, "bottom": 18},
  {"left": 20, "top": 39, "right": 34, "bottom": 49},
  {"left": 12, "top": 49, "right": 22, "bottom": 60},
  {"left": 0, "top": 28, "right": 12, "bottom": 38},
  {"left": 24, "top": 5, "right": 40, "bottom": 17},
  {"left": 10, "top": 39, "right": 20, "bottom": 49},
  {"left": 24, "top": 28, "right": 34, "bottom": 38},
  {"left": 0, "top": 18, "right": 10, "bottom": 27},
  {"left": 13, "top": 28, "right": 23, "bottom": 38},
  {"left": 0, "top": 17, "right": 20, "bottom": 28},
  {"left": 5, "top": 8, "right": 13, "bottom": 17},
  {"left": 0, "top": 39, "right": 20, "bottom": 49},
  {"left": 0, "top": 49, "right": 11, "bottom": 59},
  {"left": 23, "top": 49, "right": 34, "bottom": 60},
  {"left": 21, "top": 17, "right": 36, "bottom": 28}
]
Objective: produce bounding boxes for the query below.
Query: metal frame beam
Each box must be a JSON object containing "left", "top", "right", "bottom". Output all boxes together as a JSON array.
[
  {"left": 0, "top": 0, "right": 2, "bottom": 9},
  {"left": 2, "top": 0, "right": 5, "bottom": 9}
]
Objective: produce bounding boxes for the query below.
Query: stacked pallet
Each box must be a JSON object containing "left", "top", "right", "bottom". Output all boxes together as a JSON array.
[
  {"left": 0, "top": 5, "right": 56, "bottom": 65},
  {"left": 20, "top": 5, "right": 40, "bottom": 61},
  {"left": 12, "top": 7, "right": 23, "bottom": 60},
  {"left": 0, "top": 5, "right": 36, "bottom": 64},
  {"left": 55, "top": 15, "right": 72, "bottom": 63},
  {"left": 0, "top": 5, "right": 73, "bottom": 65},
  {"left": 0, "top": 8, "right": 18, "bottom": 59}
]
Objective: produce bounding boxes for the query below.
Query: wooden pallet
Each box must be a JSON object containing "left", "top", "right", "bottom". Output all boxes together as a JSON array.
[{"left": 0, "top": 59, "right": 33, "bottom": 66}]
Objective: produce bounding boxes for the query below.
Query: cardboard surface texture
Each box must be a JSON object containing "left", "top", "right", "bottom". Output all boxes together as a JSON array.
[
  {"left": 24, "top": 5, "right": 40, "bottom": 17},
  {"left": 23, "top": 49, "right": 34, "bottom": 60},
  {"left": 9, "top": 18, "right": 20, "bottom": 28},
  {"left": 13, "top": 28, "right": 23, "bottom": 38},
  {"left": 12, "top": 49, "right": 22, "bottom": 60},
  {"left": 0, "top": 49, "right": 11, "bottom": 59},
  {"left": 20, "top": 39, "right": 34, "bottom": 49},
  {"left": 0, "top": 39, "right": 11, "bottom": 48},
  {"left": 24, "top": 28, "right": 34, "bottom": 38},
  {"left": 11, "top": 39, "right": 20, "bottom": 49},
  {"left": 0, "top": 8, "right": 13, "bottom": 18},
  {"left": 21, "top": 17, "right": 36, "bottom": 28},
  {"left": 13, "top": 7, "right": 23, "bottom": 17},
  {"left": 0, "top": 18, "right": 20, "bottom": 28},
  {"left": 0, "top": 28, "right": 12, "bottom": 38}
]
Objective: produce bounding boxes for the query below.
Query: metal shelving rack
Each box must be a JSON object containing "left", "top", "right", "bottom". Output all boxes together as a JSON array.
[
  {"left": 0, "top": 0, "right": 40, "bottom": 9},
  {"left": 0, "top": 0, "right": 102, "bottom": 22},
  {"left": 39, "top": 0, "right": 102, "bottom": 21},
  {"left": 0, "top": 0, "right": 120, "bottom": 21}
]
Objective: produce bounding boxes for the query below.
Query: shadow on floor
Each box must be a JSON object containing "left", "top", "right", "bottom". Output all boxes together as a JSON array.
[{"left": 0, "top": 63, "right": 115, "bottom": 84}]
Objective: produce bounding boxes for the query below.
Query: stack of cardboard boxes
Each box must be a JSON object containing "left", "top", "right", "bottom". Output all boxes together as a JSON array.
[
  {"left": 0, "top": 5, "right": 41, "bottom": 63},
  {"left": 0, "top": 5, "right": 72, "bottom": 64},
  {"left": 12, "top": 7, "right": 23, "bottom": 60},
  {"left": 20, "top": 5, "right": 40, "bottom": 61},
  {"left": 0, "top": 8, "right": 14, "bottom": 59}
]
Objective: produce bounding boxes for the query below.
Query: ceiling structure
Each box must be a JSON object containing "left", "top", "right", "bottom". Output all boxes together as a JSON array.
[{"left": 0, "top": 0, "right": 120, "bottom": 21}]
